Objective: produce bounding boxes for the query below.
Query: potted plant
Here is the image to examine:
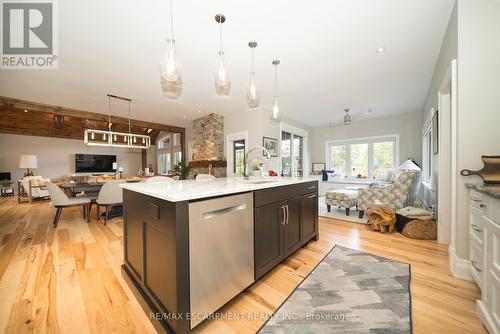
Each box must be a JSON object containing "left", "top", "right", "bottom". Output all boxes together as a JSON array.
[
  {"left": 173, "top": 161, "right": 190, "bottom": 180},
  {"left": 252, "top": 163, "right": 262, "bottom": 177},
  {"left": 0, "top": 179, "right": 11, "bottom": 187}
]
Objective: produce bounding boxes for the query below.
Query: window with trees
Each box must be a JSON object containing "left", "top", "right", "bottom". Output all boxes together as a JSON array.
[
  {"left": 157, "top": 132, "right": 182, "bottom": 174},
  {"left": 326, "top": 135, "right": 398, "bottom": 179}
]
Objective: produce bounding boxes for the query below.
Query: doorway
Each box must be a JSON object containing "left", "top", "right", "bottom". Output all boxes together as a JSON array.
[
  {"left": 226, "top": 131, "right": 248, "bottom": 176},
  {"left": 437, "top": 59, "right": 457, "bottom": 245}
]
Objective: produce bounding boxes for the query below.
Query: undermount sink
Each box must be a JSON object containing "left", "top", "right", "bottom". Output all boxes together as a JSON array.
[{"left": 236, "top": 178, "right": 279, "bottom": 184}]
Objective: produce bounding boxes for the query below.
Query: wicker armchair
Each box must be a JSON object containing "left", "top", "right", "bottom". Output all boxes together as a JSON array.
[{"left": 357, "top": 171, "right": 419, "bottom": 218}]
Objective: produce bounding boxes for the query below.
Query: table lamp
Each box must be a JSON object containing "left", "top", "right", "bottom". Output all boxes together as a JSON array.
[
  {"left": 19, "top": 155, "right": 38, "bottom": 177},
  {"left": 398, "top": 159, "right": 421, "bottom": 171}
]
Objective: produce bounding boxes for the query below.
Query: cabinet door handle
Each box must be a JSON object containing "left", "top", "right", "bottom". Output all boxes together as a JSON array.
[
  {"left": 285, "top": 205, "right": 289, "bottom": 225},
  {"left": 471, "top": 196, "right": 482, "bottom": 202},
  {"left": 281, "top": 206, "right": 286, "bottom": 226},
  {"left": 479, "top": 204, "right": 487, "bottom": 209},
  {"left": 471, "top": 260, "right": 482, "bottom": 272},
  {"left": 308, "top": 194, "right": 316, "bottom": 199},
  {"left": 471, "top": 224, "right": 482, "bottom": 232},
  {"left": 307, "top": 186, "right": 316, "bottom": 190}
]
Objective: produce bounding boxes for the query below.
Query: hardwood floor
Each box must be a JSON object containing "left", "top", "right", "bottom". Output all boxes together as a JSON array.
[{"left": 0, "top": 198, "right": 486, "bottom": 334}]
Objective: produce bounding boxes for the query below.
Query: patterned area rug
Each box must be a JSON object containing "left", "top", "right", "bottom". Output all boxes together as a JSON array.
[{"left": 259, "top": 246, "right": 412, "bottom": 334}]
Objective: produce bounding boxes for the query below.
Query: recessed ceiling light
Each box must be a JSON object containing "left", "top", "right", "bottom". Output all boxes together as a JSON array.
[
  {"left": 198, "top": 109, "right": 202, "bottom": 113},
  {"left": 376, "top": 47, "right": 386, "bottom": 54},
  {"left": 24, "top": 109, "right": 28, "bottom": 112},
  {"left": 183, "top": 115, "right": 186, "bottom": 120}
]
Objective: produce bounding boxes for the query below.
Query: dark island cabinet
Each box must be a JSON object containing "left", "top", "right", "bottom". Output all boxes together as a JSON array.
[
  {"left": 301, "top": 192, "right": 318, "bottom": 241},
  {"left": 254, "top": 201, "right": 284, "bottom": 279},
  {"left": 254, "top": 181, "right": 318, "bottom": 280},
  {"left": 123, "top": 192, "right": 144, "bottom": 282},
  {"left": 283, "top": 197, "right": 303, "bottom": 258}
]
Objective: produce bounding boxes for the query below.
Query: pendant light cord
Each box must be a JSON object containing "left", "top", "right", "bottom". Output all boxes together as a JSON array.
[
  {"left": 219, "top": 18, "right": 223, "bottom": 52},
  {"left": 128, "top": 101, "right": 131, "bottom": 135},
  {"left": 108, "top": 96, "right": 112, "bottom": 130},
  {"left": 274, "top": 64, "right": 278, "bottom": 97},
  {"left": 169, "top": 0, "right": 174, "bottom": 41},
  {"left": 251, "top": 48, "right": 254, "bottom": 72}
]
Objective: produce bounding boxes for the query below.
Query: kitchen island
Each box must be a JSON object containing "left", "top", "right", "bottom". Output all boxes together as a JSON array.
[{"left": 120, "top": 177, "right": 318, "bottom": 333}]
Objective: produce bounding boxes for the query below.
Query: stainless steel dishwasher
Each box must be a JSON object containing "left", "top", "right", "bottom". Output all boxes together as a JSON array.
[{"left": 188, "top": 192, "right": 254, "bottom": 329}]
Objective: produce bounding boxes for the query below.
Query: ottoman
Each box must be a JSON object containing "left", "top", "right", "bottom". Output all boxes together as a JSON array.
[{"left": 325, "top": 189, "right": 358, "bottom": 216}]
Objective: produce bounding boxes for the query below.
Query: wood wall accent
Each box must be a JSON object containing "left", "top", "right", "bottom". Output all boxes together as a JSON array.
[{"left": 0, "top": 96, "right": 186, "bottom": 168}]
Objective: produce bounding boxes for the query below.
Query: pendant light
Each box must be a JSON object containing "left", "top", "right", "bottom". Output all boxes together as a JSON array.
[
  {"left": 270, "top": 60, "right": 281, "bottom": 121},
  {"left": 246, "top": 41, "right": 260, "bottom": 108},
  {"left": 214, "top": 14, "right": 230, "bottom": 96},
  {"left": 159, "top": 0, "right": 180, "bottom": 82},
  {"left": 84, "top": 94, "right": 151, "bottom": 149},
  {"left": 344, "top": 108, "right": 351, "bottom": 125}
]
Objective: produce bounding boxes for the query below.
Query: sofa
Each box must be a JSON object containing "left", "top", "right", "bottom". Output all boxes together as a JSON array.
[{"left": 20, "top": 176, "right": 50, "bottom": 203}]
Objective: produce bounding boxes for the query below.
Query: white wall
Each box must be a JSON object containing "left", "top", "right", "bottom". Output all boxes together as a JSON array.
[
  {"left": 0, "top": 133, "right": 143, "bottom": 183},
  {"left": 422, "top": 2, "right": 458, "bottom": 124},
  {"left": 454, "top": 0, "right": 500, "bottom": 259},
  {"left": 223, "top": 110, "right": 312, "bottom": 174},
  {"left": 420, "top": 2, "right": 458, "bottom": 244},
  {"left": 311, "top": 112, "right": 422, "bottom": 166}
]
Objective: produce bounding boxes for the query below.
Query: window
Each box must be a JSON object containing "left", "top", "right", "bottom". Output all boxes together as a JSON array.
[
  {"left": 329, "top": 145, "right": 346, "bottom": 176},
  {"left": 158, "top": 132, "right": 182, "bottom": 174},
  {"left": 281, "top": 131, "right": 304, "bottom": 177},
  {"left": 326, "top": 135, "right": 398, "bottom": 179},
  {"left": 422, "top": 125, "right": 432, "bottom": 182},
  {"left": 350, "top": 143, "right": 368, "bottom": 177},
  {"left": 233, "top": 140, "right": 245, "bottom": 175},
  {"left": 373, "top": 141, "right": 395, "bottom": 178},
  {"left": 226, "top": 131, "right": 248, "bottom": 176}
]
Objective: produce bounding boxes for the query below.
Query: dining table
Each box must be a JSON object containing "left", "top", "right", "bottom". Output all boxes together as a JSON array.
[{"left": 59, "top": 177, "right": 143, "bottom": 219}]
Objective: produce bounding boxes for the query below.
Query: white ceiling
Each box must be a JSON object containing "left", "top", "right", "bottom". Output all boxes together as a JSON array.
[{"left": 0, "top": 0, "right": 455, "bottom": 128}]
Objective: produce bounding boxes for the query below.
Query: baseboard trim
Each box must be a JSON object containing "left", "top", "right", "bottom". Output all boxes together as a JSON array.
[
  {"left": 477, "top": 300, "right": 497, "bottom": 334},
  {"left": 449, "top": 245, "right": 473, "bottom": 281}
]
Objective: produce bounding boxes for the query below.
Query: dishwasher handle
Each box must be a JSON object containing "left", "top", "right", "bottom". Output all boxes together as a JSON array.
[{"left": 203, "top": 203, "right": 247, "bottom": 220}]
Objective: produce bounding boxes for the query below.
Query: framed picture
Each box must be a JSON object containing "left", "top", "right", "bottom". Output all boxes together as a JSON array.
[
  {"left": 432, "top": 109, "right": 439, "bottom": 154},
  {"left": 262, "top": 137, "right": 278, "bottom": 157},
  {"left": 312, "top": 163, "right": 326, "bottom": 174}
]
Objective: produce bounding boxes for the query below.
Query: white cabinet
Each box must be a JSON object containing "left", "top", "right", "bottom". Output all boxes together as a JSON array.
[
  {"left": 468, "top": 187, "right": 500, "bottom": 334},
  {"left": 485, "top": 219, "right": 499, "bottom": 334}
]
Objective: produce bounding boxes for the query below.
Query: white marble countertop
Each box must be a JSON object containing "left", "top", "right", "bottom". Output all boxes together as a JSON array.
[{"left": 119, "top": 177, "right": 317, "bottom": 202}]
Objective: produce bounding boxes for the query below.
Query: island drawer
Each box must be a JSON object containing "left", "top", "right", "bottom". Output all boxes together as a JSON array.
[{"left": 254, "top": 181, "right": 318, "bottom": 207}]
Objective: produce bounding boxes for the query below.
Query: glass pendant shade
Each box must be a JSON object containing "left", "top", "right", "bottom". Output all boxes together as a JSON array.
[
  {"left": 215, "top": 51, "right": 230, "bottom": 95},
  {"left": 246, "top": 72, "right": 260, "bottom": 108},
  {"left": 159, "top": 39, "right": 180, "bottom": 82},
  {"left": 271, "top": 96, "right": 280, "bottom": 121},
  {"left": 270, "top": 59, "right": 281, "bottom": 121}
]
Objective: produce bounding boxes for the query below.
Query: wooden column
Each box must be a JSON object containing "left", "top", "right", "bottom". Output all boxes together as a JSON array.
[{"left": 141, "top": 150, "right": 147, "bottom": 170}]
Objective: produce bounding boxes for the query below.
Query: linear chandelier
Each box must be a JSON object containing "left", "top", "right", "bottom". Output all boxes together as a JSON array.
[{"left": 83, "top": 94, "right": 151, "bottom": 149}]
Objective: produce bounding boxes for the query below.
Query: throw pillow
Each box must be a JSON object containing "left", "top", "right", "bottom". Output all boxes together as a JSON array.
[{"left": 321, "top": 169, "right": 334, "bottom": 181}]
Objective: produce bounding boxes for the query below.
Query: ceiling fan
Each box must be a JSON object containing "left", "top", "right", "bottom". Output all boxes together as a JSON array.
[{"left": 329, "top": 107, "right": 373, "bottom": 127}]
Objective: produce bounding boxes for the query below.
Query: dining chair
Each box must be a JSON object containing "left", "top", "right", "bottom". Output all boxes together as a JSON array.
[
  {"left": 96, "top": 180, "right": 126, "bottom": 224},
  {"left": 46, "top": 182, "right": 91, "bottom": 228},
  {"left": 145, "top": 176, "right": 175, "bottom": 183}
]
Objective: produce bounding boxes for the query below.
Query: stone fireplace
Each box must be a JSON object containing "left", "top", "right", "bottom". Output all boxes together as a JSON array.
[{"left": 189, "top": 113, "right": 227, "bottom": 178}]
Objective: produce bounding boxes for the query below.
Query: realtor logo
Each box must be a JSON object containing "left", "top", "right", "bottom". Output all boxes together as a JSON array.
[{"left": 1, "top": 0, "right": 58, "bottom": 69}]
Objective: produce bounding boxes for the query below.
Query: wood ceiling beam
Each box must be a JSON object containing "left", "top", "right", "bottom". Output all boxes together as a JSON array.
[{"left": 0, "top": 96, "right": 185, "bottom": 134}]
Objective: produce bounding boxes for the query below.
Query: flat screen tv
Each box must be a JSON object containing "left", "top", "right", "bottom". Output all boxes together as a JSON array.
[{"left": 75, "top": 154, "right": 116, "bottom": 173}]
